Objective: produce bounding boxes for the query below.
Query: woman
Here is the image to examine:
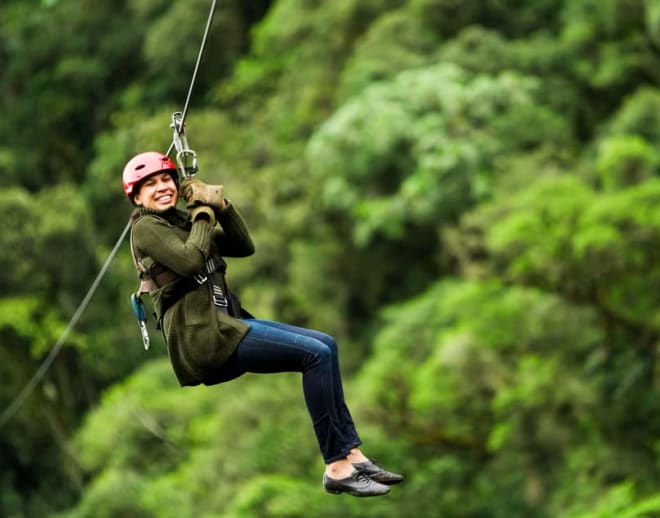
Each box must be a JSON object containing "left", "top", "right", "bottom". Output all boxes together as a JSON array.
[{"left": 123, "top": 151, "right": 403, "bottom": 497}]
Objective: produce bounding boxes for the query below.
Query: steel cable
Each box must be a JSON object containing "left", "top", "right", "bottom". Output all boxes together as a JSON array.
[{"left": 0, "top": 0, "right": 219, "bottom": 429}]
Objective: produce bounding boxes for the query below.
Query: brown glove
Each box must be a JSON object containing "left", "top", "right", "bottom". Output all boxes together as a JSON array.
[
  {"left": 180, "top": 178, "right": 227, "bottom": 212},
  {"left": 190, "top": 205, "right": 216, "bottom": 226}
]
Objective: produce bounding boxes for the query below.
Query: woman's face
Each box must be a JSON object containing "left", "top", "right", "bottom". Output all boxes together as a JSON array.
[{"left": 133, "top": 172, "right": 178, "bottom": 210}]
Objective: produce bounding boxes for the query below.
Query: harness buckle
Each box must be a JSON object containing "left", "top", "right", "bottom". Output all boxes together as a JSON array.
[
  {"left": 213, "top": 295, "right": 229, "bottom": 307},
  {"left": 193, "top": 273, "right": 208, "bottom": 285},
  {"left": 212, "top": 284, "right": 229, "bottom": 308}
]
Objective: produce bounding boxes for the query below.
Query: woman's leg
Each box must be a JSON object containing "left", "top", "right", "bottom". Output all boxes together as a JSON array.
[
  {"left": 209, "top": 319, "right": 398, "bottom": 495},
  {"left": 247, "top": 319, "right": 361, "bottom": 450},
  {"left": 222, "top": 319, "right": 357, "bottom": 464}
]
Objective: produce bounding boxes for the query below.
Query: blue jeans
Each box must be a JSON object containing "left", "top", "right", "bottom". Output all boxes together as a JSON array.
[{"left": 205, "top": 319, "right": 362, "bottom": 463}]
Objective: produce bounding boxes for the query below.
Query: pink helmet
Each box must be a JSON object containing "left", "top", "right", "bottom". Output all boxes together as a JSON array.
[{"left": 122, "top": 151, "right": 178, "bottom": 199}]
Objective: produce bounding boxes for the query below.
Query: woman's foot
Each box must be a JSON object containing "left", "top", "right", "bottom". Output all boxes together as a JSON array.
[
  {"left": 322, "top": 470, "right": 390, "bottom": 497},
  {"left": 351, "top": 459, "right": 404, "bottom": 485},
  {"left": 325, "top": 458, "right": 356, "bottom": 480},
  {"left": 346, "top": 448, "right": 404, "bottom": 484},
  {"left": 346, "top": 448, "right": 369, "bottom": 463}
]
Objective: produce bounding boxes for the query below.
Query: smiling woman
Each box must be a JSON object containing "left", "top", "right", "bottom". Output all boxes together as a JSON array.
[
  {"left": 133, "top": 172, "right": 178, "bottom": 210},
  {"left": 120, "top": 151, "right": 403, "bottom": 497}
]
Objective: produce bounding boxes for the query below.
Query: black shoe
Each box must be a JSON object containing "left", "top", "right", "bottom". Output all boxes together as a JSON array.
[
  {"left": 352, "top": 460, "right": 404, "bottom": 485},
  {"left": 323, "top": 470, "right": 390, "bottom": 497}
]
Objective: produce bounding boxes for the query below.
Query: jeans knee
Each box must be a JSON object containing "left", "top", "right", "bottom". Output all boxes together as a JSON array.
[
  {"left": 306, "top": 341, "right": 332, "bottom": 370},
  {"left": 321, "top": 335, "right": 338, "bottom": 356},
  {"left": 317, "top": 343, "right": 333, "bottom": 363}
]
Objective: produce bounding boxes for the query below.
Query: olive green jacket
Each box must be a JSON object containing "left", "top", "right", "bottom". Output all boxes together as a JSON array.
[{"left": 131, "top": 203, "right": 254, "bottom": 386}]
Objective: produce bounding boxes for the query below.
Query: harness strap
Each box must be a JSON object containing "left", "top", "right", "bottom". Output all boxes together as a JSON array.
[
  {"left": 142, "top": 266, "right": 178, "bottom": 292},
  {"left": 130, "top": 216, "right": 180, "bottom": 294},
  {"left": 129, "top": 217, "right": 236, "bottom": 323},
  {"left": 148, "top": 256, "right": 233, "bottom": 328},
  {"left": 157, "top": 266, "right": 230, "bottom": 322}
]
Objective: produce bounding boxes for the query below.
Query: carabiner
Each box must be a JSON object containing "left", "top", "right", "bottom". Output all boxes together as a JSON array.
[
  {"left": 130, "top": 292, "right": 150, "bottom": 350},
  {"left": 171, "top": 112, "right": 198, "bottom": 179}
]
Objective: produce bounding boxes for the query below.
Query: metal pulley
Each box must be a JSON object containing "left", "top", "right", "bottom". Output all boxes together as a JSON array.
[{"left": 171, "top": 111, "right": 198, "bottom": 179}]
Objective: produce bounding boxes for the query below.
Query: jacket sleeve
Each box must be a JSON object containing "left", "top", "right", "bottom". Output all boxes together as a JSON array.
[
  {"left": 212, "top": 202, "right": 255, "bottom": 257},
  {"left": 133, "top": 216, "right": 215, "bottom": 277}
]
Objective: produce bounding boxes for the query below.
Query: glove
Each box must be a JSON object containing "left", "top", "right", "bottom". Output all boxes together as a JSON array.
[
  {"left": 190, "top": 205, "right": 216, "bottom": 226},
  {"left": 180, "top": 178, "right": 227, "bottom": 212}
]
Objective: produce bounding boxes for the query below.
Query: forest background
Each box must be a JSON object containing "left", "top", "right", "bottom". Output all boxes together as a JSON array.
[{"left": 1, "top": 0, "right": 659, "bottom": 517}]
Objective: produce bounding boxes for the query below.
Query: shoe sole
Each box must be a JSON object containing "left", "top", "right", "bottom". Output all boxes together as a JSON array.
[
  {"left": 371, "top": 477, "right": 404, "bottom": 485},
  {"left": 324, "top": 488, "right": 390, "bottom": 497}
]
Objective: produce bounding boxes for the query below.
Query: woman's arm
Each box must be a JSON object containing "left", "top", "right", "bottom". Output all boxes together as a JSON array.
[
  {"left": 213, "top": 202, "right": 255, "bottom": 257},
  {"left": 133, "top": 216, "right": 215, "bottom": 277}
]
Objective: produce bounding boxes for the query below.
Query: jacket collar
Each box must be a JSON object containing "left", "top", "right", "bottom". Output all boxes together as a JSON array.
[{"left": 134, "top": 206, "right": 190, "bottom": 227}]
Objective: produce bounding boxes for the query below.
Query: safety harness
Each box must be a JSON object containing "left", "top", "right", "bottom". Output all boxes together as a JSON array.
[{"left": 129, "top": 217, "right": 236, "bottom": 350}]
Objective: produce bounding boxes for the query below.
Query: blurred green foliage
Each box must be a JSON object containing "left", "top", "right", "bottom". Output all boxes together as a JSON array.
[{"left": 1, "top": 0, "right": 659, "bottom": 516}]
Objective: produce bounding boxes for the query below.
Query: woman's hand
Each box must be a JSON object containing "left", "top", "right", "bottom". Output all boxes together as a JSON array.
[
  {"left": 190, "top": 205, "right": 216, "bottom": 226},
  {"left": 180, "top": 178, "right": 227, "bottom": 212}
]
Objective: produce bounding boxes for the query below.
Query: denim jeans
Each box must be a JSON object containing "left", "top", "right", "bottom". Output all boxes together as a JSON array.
[{"left": 205, "top": 319, "right": 362, "bottom": 463}]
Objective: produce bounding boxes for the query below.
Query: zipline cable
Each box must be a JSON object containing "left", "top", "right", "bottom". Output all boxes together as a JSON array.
[
  {"left": 0, "top": 0, "right": 219, "bottom": 430},
  {"left": 167, "top": 0, "right": 217, "bottom": 156},
  {"left": 0, "top": 222, "right": 131, "bottom": 429},
  {"left": 181, "top": 0, "right": 217, "bottom": 132}
]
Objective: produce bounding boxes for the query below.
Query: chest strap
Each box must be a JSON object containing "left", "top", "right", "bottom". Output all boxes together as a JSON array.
[
  {"left": 138, "top": 265, "right": 179, "bottom": 294},
  {"left": 130, "top": 221, "right": 182, "bottom": 294}
]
